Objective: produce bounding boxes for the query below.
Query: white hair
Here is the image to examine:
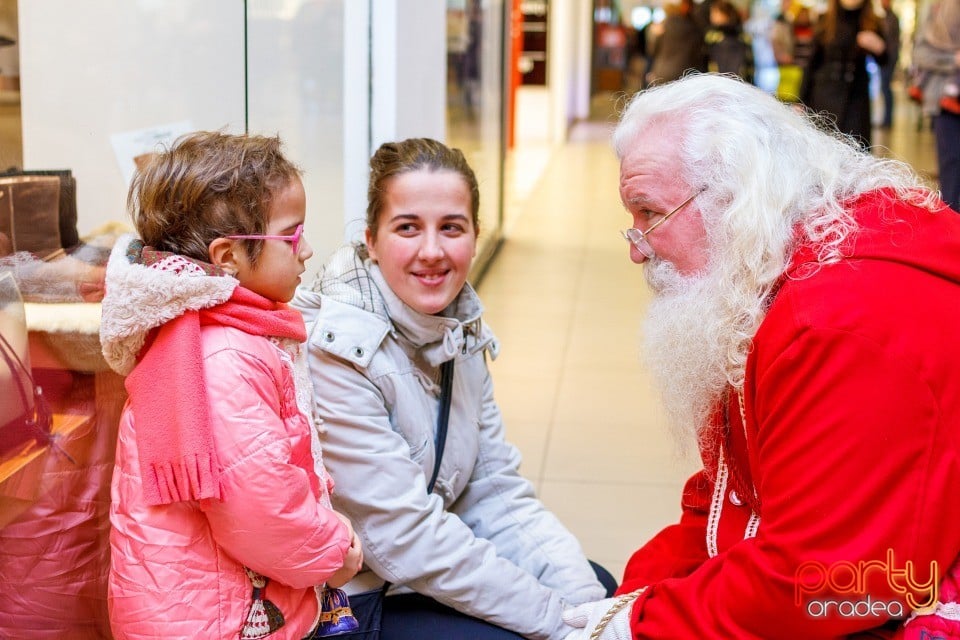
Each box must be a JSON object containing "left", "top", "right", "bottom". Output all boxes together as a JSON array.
[{"left": 615, "top": 73, "right": 939, "bottom": 445}]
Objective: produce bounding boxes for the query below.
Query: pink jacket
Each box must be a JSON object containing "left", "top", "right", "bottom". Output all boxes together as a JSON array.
[
  {"left": 109, "top": 324, "right": 351, "bottom": 640},
  {"left": 101, "top": 237, "right": 352, "bottom": 640}
]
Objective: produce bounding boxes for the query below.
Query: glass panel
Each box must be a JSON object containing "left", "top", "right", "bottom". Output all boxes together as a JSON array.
[
  {"left": 0, "top": 3, "right": 350, "bottom": 635},
  {"left": 17, "top": 0, "right": 246, "bottom": 235},
  {"left": 447, "top": 0, "right": 506, "bottom": 278},
  {"left": 247, "top": 0, "right": 347, "bottom": 269}
]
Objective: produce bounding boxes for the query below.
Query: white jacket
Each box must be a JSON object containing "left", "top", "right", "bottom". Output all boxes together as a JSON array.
[{"left": 292, "top": 244, "right": 605, "bottom": 640}]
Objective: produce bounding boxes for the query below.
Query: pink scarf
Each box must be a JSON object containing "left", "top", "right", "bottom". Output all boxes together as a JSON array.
[{"left": 125, "top": 286, "right": 306, "bottom": 505}]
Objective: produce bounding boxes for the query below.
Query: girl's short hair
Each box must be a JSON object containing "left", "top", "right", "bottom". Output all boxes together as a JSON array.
[
  {"left": 366, "top": 138, "right": 480, "bottom": 240},
  {"left": 129, "top": 131, "right": 301, "bottom": 265}
]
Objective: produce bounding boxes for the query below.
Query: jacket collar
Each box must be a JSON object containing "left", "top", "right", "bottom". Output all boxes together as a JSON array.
[
  {"left": 308, "top": 244, "right": 498, "bottom": 367},
  {"left": 369, "top": 263, "right": 496, "bottom": 367}
]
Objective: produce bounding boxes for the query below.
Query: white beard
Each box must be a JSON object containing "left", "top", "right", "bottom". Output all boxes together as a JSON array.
[{"left": 642, "top": 258, "right": 739, "bottom": 454}]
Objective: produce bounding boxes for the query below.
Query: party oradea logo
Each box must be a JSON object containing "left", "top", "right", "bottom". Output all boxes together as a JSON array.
[{"left": 795, "top": 549, "right": 939, "bottom": 620}]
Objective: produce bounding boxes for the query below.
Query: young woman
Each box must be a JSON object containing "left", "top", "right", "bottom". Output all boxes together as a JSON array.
[
  {"left": 100, "top": 131, "right": 362, "bottom": 640},
  {"left": 293, "top": 138, "right": 613, "bottom": 640},
  {"left": 800, "top": 0, "right": 887, "bottom": 147}
]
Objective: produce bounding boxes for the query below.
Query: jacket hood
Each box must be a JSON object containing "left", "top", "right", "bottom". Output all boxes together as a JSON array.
[
  {"left": 786, "top": 190, "right": 960, "bottom": 285},
  {"left": 99, "top": 234, "right": 238, "bottom": 375},
  {"left": 296, "top": 243, "right": 498, "bottom": 367},
  {"left": 301, "top": 242, "right": 388, "bottom": 318}
]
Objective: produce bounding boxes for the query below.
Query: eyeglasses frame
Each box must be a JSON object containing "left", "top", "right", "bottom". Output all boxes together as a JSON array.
[
  {"left": 226, "top": 223, "right": 304, "bottom": 254},
  {"left": 621, "top": 189, "right": 704, "bottom": 259}
]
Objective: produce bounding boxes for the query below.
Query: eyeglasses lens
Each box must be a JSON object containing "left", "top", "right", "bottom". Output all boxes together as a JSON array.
[{"left": 622, "top": 229, "right": 654, "bottom": 259}]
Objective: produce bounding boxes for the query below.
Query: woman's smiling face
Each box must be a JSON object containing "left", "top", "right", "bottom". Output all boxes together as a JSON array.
[{"left": 366, "top": 169, "right": 477, "bottom": 315}]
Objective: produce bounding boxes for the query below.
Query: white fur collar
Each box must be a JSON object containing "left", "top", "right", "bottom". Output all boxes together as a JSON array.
[{"left": 99, "top": 234, "right": 237, "bottom": 375}]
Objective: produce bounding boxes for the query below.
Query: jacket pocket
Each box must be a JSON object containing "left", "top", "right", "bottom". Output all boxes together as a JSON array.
[{"left": 405, "top": 434, "right": 430, "bottom": 464}]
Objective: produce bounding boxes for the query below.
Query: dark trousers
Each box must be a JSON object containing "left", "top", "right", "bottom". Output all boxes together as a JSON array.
[
  {"left": 879, "top": 64, "right": 896, "bottom": 128},
  {"left": 935, "top": 111, "right": 960, "bottom": 213},
  {"left": 379, "top": 561, "right": 618, "bottom": 640}
]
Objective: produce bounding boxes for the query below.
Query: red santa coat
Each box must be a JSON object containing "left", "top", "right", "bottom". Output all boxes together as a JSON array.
[{"left": 618, "top": 190, "right": 960, "bottom": 639}]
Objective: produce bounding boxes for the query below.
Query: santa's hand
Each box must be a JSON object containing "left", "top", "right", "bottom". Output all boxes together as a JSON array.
[{"left": 561, "top": 589, "right": 643, "bottom": 640}]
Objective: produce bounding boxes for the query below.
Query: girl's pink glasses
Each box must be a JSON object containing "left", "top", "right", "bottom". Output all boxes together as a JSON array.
[{"left": 227, "top": 224, "right": 304, "bottom": 254}]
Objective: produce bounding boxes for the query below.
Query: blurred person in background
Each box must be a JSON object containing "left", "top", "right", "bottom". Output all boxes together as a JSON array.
[
  {"left": 705, "top": 0, "right": 754, "bottom": 83},
  {"left": 878, "top": 0, "right": 901, "bottom": 129},
  {"left": 912, "top": 0, "right": 960, "bottom": 212},
  {"left": 646, "top": 0, "right": 708, "bottom": 86},
  {"left": 800, "top": 0, "right": 886, "bottom": 147}
]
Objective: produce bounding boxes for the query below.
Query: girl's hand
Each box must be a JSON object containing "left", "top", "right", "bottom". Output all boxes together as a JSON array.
[{"left": 327, "top": 529, "right": 363, "bottom": 588}]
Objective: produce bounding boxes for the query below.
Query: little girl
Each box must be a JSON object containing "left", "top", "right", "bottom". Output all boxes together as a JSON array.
[{"left": 100, "top": 131, "right": 362, "bottom": 639}]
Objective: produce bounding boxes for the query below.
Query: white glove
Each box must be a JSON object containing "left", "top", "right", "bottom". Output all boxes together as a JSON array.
[{"left": 561, "top": 590, "right": 642, "bottom": 640}]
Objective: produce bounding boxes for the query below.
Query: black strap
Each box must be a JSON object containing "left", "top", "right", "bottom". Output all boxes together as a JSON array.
[{"left": 426, "top": 358, "right": 455, "bottom": 494}]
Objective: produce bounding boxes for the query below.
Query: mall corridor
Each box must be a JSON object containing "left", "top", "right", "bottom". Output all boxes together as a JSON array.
[{"left": 475, "top": 88, "right": 941, "bottom": 580}]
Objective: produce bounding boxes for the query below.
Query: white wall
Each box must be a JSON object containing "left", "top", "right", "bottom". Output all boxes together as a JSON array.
[
  {"left": 572, "top": 0, "right": 594, "bottom": 121},
  {"left": 343, "top": 0, "right": 372, "bottom": 245},
  {"left": 337, "top": 0, "right": 447, "bottom": 243},
  {"left": 370, "top": 0, "right": 447, "bottom": 149},
  {"left": 547, "top": 0, "right": 594, "bottom": 144}
]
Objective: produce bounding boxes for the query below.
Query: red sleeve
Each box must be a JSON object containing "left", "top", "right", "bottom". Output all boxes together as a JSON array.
[
  {"left": 623, "top": 326, "right": 960, "bottom": 639},
  {"left": 616, "top": 470, "right": 712, "bottom": 595}
]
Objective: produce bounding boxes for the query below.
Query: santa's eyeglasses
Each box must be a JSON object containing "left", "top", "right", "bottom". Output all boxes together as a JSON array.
[{"left": 620, "top": 189, "right": 703, "bottom": 259}]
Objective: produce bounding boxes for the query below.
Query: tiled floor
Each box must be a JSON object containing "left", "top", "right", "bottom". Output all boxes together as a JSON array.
[{"left": 477, "top": 85, "right": 939, "bottom": 581}]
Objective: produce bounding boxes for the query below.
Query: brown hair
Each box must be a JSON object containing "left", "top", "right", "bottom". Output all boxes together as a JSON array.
[
  {"left": 710, "top": 0, "right": 743, "bottom": 26},
  {"left": 366, "top": 138, "right": 480, "bottom": 241},
  {"left": 820, "top": 0, "right": 881, "bottom": 44},
  {"left": 129, "top": 130, "right": 301, "bottom": 265}
]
